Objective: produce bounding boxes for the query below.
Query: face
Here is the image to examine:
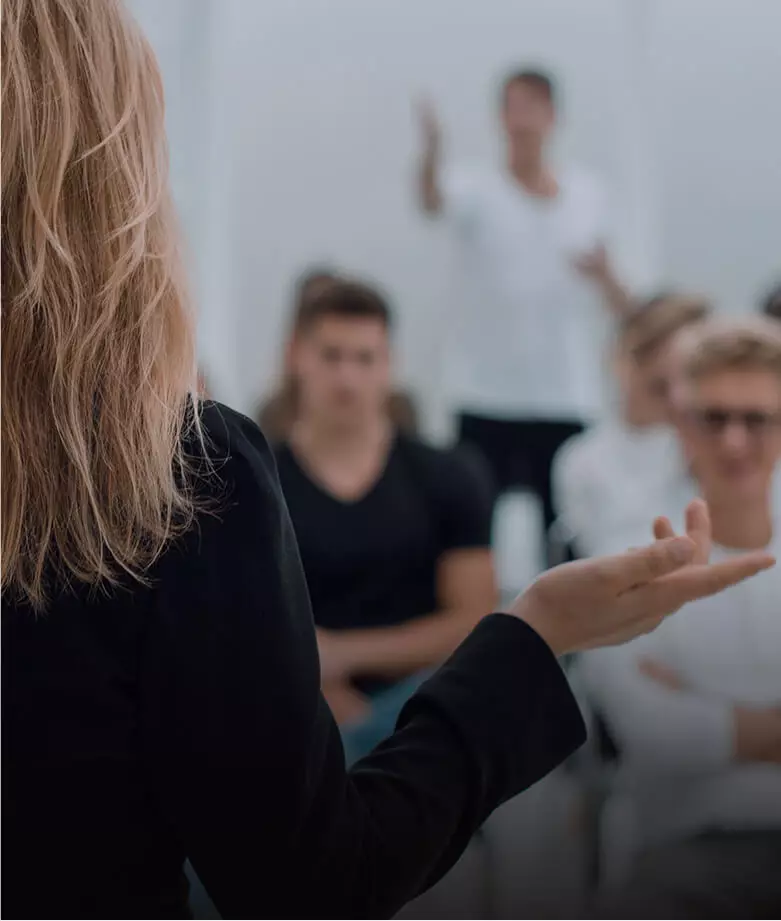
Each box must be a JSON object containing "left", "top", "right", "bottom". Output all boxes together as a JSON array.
[
  {"left": 290, "top": 315, "right": 391, "bottom": 429},
  {"left": 675, "top": 369, "right": 781, "bottom": 502},
  {"left": 615, "top": 343, "right": 676, "bottom": 428},
  {"left": 501, "top": 81, "right": 555, "bottom": 147}
]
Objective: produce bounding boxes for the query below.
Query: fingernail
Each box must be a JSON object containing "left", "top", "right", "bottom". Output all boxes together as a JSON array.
[{"left": 669, "top": 537, "right": 693, "bottom": 563}]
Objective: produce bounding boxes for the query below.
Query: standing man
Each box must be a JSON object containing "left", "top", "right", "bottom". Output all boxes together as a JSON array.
[{"left": 416, "top": 69, "right": 631, "bottom": 542}]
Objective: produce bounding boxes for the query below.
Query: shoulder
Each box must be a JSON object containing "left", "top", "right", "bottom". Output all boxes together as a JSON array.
[
  {"left": 197, "top": 401, "right": 277, "bottom": 479},
  {"left": 553, "top": 424, "right": 607, "bottom": 481},
  {"left": 396, "top": 435, "right": 492, "bottom": 495},
  {"left": 185, "top": 402, "right": 287, "bottom": 529},
  {"left": 168, "top": 401, "right": 308, "bottom": 613}
]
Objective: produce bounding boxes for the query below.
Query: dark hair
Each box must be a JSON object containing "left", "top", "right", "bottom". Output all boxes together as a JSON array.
[
  {"left": 761, "top": 283, "right": 781, "bottom": 321},
  {"left": 501, "top": 68, "right": 556, "bottom": 107},
  {"left": 296, "top": 279, "right": 393, "bottom": 332},
  {"left": 292, "top": 266, "right": 338, "bottom": 312}
]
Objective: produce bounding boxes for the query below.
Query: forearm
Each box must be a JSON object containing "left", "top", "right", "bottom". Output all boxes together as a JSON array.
[
  {"left": 581, "top": 650, "right": 733, "bottom": 773},
  {"left": 733, "top": 705, "right": 781, "bottom": 763},
  {"left": 419, "top": 149, "right": 442, "bottom": 215},
  {"left": 599, "top": 272, "right": 634, "bottom": 319},
  {"left": 339, "top": 607, "right": 486, "bottom": 679}
]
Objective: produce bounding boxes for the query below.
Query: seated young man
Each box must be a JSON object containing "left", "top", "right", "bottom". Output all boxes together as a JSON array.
[
  {"left": 273, "top": 279, "right": 497, "bottom": 762},
  {"left": 257, "top": 267, "right": 420, "bottom": 444},
  {"left": 552, "top": 294, "right": 710, "bottom": 557},
  {"left": 581, "top": 317, "right": 781, "bottom": 917}
]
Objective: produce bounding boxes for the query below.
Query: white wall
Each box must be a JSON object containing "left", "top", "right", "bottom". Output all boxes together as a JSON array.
[
  {"left": 650, "top": 0, "right": 781, "bottom": 311},
  {"left": 131, "top": 0, "right": 781, "bottom": 430}
]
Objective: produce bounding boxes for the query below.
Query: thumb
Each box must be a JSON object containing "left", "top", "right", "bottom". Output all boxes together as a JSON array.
[{"left": 594, "top": 536, "right": 696, "bottom": 594}]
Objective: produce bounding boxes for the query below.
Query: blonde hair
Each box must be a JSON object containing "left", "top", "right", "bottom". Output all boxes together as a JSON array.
[
  {"left": 2, "top": 0, "right": 199, "bottom": 608},
  {"left": 679, "top": 316, "right": 781, "bottom": 382},
  {"left": 620, "top": 294, "right": 712, "bottom": 363}
]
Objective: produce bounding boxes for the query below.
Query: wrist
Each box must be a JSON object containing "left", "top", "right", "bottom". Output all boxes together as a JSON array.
[{"left": 505, "top": 591, "right": 567, "bottom": 658}]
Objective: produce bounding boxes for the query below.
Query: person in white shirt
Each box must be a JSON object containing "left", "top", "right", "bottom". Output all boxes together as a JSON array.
[
  {"left": 581, "top": 317, "right": 781, "bottom": 917},
  {"left": 552, "top": 294, "right": 710, "bottom": 558},
  {"left": 416, "top": 69, "right": 631, "bottom": 545}
]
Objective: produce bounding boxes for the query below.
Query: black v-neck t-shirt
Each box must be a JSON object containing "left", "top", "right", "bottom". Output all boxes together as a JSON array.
[{"left": 274, "top": 435, "right": 493, "bottom": 633}]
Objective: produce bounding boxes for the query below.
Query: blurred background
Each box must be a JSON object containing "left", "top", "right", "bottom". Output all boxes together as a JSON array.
[{"left": 129, "top": 0, "right": 780, "bottom": 434}]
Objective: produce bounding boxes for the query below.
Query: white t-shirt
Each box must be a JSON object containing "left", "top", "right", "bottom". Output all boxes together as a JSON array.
[
  {"left": 551, "top": 421, "right": 694, "bottom": 557},
  {"left": 441, "top": 162, "right": 609, "bottom": 420},
  {"left": 580, "top": 527, "right": 781, "bottom": 848}
]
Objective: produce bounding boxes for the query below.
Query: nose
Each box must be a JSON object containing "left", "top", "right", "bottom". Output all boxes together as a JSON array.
[{"left": 720, "top": 420, "right": 750, "bottom": 453}]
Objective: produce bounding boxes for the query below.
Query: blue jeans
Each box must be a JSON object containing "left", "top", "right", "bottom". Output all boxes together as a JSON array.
[{"left": 341, "top": 673, "right": 429, "bottom": 766}]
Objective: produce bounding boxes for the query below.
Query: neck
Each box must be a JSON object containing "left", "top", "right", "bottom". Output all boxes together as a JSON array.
[
  {"left": 290, "top": 413, "right": 390, "bottom": 460},
  {"left": 507, "top": 143, "right": 549, "bottom": 190},
  {"left": 703, "top": 488, "right": 773, "bottom": 550}
]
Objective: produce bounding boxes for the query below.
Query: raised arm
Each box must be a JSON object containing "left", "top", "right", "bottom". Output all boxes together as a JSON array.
[
  {"left": 416, "top": 97, "right": 444, "bottom": 216},
  {"left": 573, "top": 243, "right": 634, "bottom": 320}
]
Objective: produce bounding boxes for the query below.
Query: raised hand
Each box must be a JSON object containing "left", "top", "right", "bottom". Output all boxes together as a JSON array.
[
  {"left": 572, "top": 242, "right": 610, "bottom": 282},
  {"left": 509, "top": 499, "right": 774, "bottom": 655},
  {"left": 415, "top": 95, "right": 441, "bottom": 157}
]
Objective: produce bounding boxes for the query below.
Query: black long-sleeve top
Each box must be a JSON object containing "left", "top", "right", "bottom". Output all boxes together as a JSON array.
[{"left": 2, "top": 404, "right": 586, "bottom": 919}]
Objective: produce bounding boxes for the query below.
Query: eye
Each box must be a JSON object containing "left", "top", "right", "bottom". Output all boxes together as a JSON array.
[
  {"left": 700, "top": 409, "right": 729, "bottom": 431},
  {"left": 321, "top": 347, "right": 341, "bottom": 364},
  {"left": 744, "top": 412, "right": 770, "bottom": 431}
]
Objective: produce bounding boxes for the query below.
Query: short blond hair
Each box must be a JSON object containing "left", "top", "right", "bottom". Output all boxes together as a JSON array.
[
  {"left": 678, "top": 316, "right": 781, "bottom": 383},
  {"left": 620, "top": 294, "right": 711, "bottom": 363}
]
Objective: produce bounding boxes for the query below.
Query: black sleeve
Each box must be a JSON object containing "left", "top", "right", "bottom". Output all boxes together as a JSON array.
[
  {"left": 140, "top": 404, "right": 585, "bottom": 920},
  {"left": 431, "top": 444, "right": 494, "bottom": 551}
]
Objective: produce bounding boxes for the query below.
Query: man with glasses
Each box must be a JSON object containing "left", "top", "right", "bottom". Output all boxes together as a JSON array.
[{"left": 582, "top": 317, "right": 781, "bottom": 917}]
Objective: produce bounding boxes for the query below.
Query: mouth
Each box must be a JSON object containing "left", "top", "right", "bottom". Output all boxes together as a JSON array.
[{"left": 718, "top": 461, "right": 758, "bottom": 481}]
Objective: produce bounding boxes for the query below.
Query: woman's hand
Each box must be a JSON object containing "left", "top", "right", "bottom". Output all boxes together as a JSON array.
[{"left": 509, "top": 500, "right": 774, "bottom": 656}]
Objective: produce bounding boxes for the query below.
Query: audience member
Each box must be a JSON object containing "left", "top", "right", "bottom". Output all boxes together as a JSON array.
[
  {"left": 415, "top": 69, "right": 631, "bottom": 537},
  {"left": 553, "top": 294, "right": 710, "bottom": 556},
  {"left": 273, "top": 279, "right": 497, "bottom": 760},
  {"left": 581, "top": 318, "right": 781, "bottom": 917},
  {"left": 258, "top": 267, "right": 418, "bottom": 443}
]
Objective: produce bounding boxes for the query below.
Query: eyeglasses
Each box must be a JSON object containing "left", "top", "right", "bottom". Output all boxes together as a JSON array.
[{"left": 689, "top": 407, "right": 781, "bottom": 437}]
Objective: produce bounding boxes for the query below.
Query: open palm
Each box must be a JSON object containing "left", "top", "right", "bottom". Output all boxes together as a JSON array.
[{"left": 511, "top": 499, "right": 773, "bottom": 656}]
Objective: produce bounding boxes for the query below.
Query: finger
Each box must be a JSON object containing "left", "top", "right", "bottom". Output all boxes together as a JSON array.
[
  {"left": 595, "top": 536, "right": 695, "bottom": 593},
  {"left": 685, "top": 498, "right": 711, "bottom": 564},
  {"left": 653, "top": 516, "right": 675, "bottom": 541},
  {"left": 629, "top": 551, "right": 774, "bottom": 617}
]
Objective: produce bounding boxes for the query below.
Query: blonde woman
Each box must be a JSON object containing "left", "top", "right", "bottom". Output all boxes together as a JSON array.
[{"left": 0, "top": 1, "right": 773, "bottom": 918}]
